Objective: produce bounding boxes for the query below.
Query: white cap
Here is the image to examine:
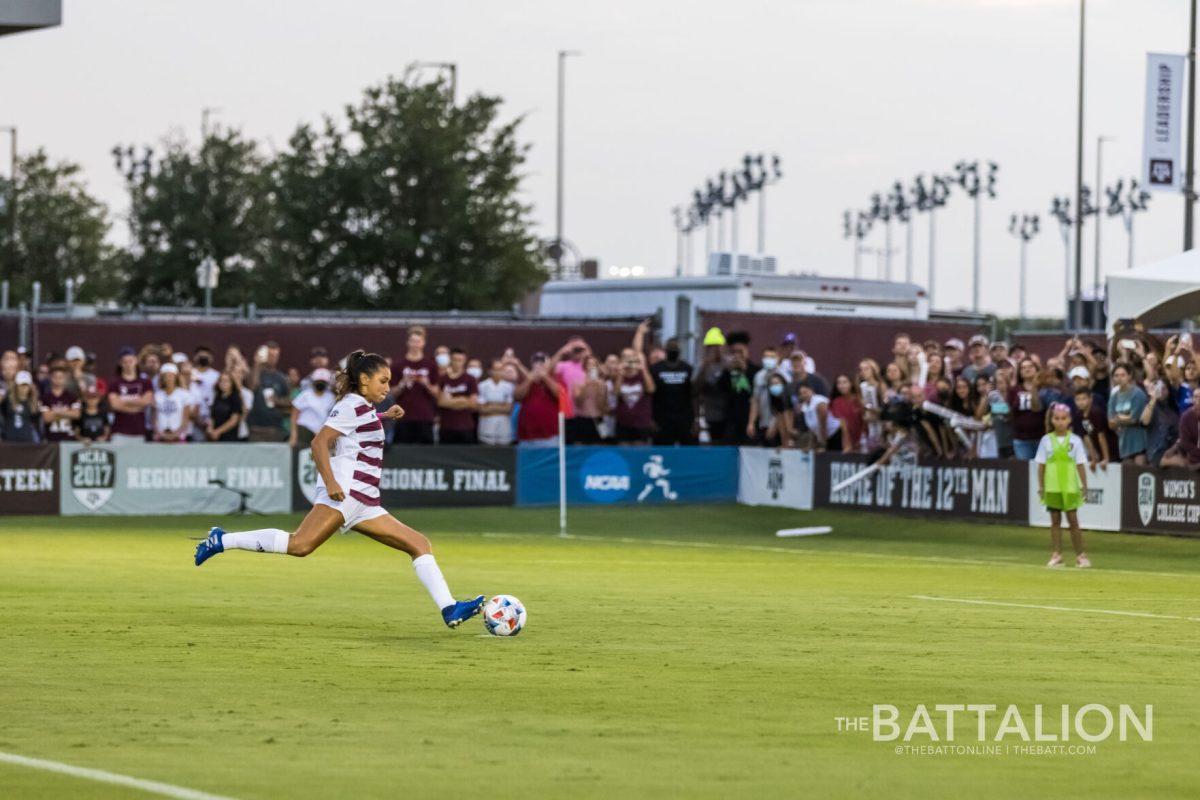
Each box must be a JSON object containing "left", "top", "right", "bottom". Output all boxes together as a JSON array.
[
  {"left": 65, "top": 346, "right": 85, "bottom": 361},
  {"left": 1068, "top": 366, "right": 1091, "bottom": 381},
  {"left": 14, "top": 370, "right": 33, "bottom": 386},
  {"left": 159, "top": 362, "right": 179, "bottom": 375},
  {"left": 171, "top": 352, "right": 188, "bottom": 365},
  {"left": 311, "top": 368, "right": 333, "bottom": 383}
]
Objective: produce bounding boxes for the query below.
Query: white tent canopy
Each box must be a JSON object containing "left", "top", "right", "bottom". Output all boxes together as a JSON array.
[{"left": 1107, "top": 248, "right": 1200, "bottom": 329}]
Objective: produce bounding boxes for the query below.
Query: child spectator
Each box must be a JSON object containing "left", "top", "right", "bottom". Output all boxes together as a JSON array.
[{"left": 40, "top": 364, "right": 80, "bottom": 442}]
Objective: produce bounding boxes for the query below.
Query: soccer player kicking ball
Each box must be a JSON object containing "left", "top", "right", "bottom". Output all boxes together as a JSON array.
[
  {"left": 194, "top": 350, "right": 485, "bottom": 628},
  {"left": 1036, "top": 403, "right": 1091, "bottom": 569}
]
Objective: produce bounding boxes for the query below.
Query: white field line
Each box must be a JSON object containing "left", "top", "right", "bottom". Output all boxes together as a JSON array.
[
  {"left": 912, "top": 594, "right": 1200, "bottom": 623},
  {"left": 473, "top": 531, "right": 1200, "bottom": 581},
  {"left": 0, "top": 751, "right": 237, "bottom": 800}
]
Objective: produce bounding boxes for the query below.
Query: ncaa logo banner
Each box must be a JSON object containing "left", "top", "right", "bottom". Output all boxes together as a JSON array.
[
  {"left": 516, "top": 446, "right": 738, "bottom": 506},
  {"left": 737, "top": 448, "right": 813, "bottom": 510},
  {"left": 0, "top": 443, "right": 59, "bottom": 515},
  {"left": 1120, "top": 466, "right": 1200, "bottom": 536},
  {"left": 60, "top": 443, "right": 292, "bottom": 516}
]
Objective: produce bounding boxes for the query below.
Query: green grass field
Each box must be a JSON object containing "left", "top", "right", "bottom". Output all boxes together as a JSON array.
[{"left": 2, "top": 505, "right": 1199, "bottom": 799}]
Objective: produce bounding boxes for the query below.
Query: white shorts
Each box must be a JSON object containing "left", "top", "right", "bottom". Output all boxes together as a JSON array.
[{"left": 314, "top": 484, "right": 389, "bottom": 532}]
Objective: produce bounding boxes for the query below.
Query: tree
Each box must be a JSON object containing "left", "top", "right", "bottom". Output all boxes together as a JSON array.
[
  {"left": 115, "top": 127, "right": 274, "bottom": 307},
  {"left": 269, "top": 72, "right": 547, "bottom": 310},
  {"left": 0, "top": 149, "right": 119, "bottom": 304}
]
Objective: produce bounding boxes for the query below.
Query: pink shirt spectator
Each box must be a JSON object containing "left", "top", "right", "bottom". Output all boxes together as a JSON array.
[{"left": 554, "top": 360, "right": 585, "bottom": 418}]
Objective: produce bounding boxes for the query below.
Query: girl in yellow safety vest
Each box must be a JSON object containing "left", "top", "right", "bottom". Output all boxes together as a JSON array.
[{"left": 1035, "top": 403, "right": 1091, "bottom": 568}]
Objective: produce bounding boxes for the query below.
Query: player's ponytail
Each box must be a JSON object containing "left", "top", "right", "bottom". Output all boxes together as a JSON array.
[{"left": 335, "top": 349, "right": 388, "bottom": 399}]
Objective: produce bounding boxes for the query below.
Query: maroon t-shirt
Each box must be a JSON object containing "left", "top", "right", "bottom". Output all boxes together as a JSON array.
[
  {"left": 110, "top": 375, "right": 152, "bottom": 436},
  {"left": 1073, "top": 403, "right": 1118, "bottom": 460},
  {"left": 40, "top": 387, "right": 80, "bottom": 441},
  {"left": 616, "top": 375, "right": 653, "bottom": 430},
  {"left": 438, "top": 372, "right": 478, "bottom": 431},
  {"left": 517, "top": 381, "right": 559, "bottom": 441},
  {"left": 1007, "top": 386, "right": 1044, "bottom": 442},
  {"left": 395, "top": 356, "right": 439, "bottom": 423}
]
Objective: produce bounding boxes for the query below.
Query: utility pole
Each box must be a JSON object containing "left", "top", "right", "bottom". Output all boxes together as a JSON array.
[
  {"left": 1072, "top": 0, "right": 1086, "bottom": 329},
  {"left": 555, "top": 50, "right": 581, "bottom": 278},
  {"left": 1094, "top": 135, "right": 1112, "bottom": 298},
  {"left": 1186, "top": 0, "right": 1198, "bottom": 250}
]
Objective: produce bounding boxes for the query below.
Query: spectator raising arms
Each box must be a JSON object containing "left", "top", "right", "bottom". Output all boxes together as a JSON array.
[
  {"left": 247, "top": 341, "right": 291, "bottom": 442},
  {"left": 615, "top": 335, "right": 655, "bottom": 444},
  {"left": 515, "top": 352, "right": 561, "bottom": 447},
  {"left": 650, "top": 337, "right": 694, "bottom": 446}
]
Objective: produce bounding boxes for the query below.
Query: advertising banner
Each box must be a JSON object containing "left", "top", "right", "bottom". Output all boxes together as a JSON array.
[
  {"left": 738, "top": 448, "right": 813, "bottom": 510},
  {"left": 1027, "top": 462, "right": 1123, "bottom": 531},
  {"left": 59, "top": 443, "right": 291, "bottom": 516},
  {"left": 0, "top": 444, "right": 59, "bottom": 515},
  {"left": 293, "top": 445, "right": 516, "bottom": 511},
  {"left": 1142, "top": 52, "right": 1186, "bottom": 192},
  {"left": 517, "top": 446, "right": 738, "bottom": 506},
  {"left": 1120, "top": 465, "right": 1200, "bottom": 537},
  {"left": 813, "top": 453, "right": 1028, "bottom": 522}
]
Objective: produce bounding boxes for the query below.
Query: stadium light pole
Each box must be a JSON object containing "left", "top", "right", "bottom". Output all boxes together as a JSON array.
[
  {"left": 1009, "top": 214, "right": 1041, "bottom": 324},
  {"left": 554, "top": 50, "right": 581, "bottom": 279},
  {"left": 1093, "top": 135, "right": 1113, "bottom": 299},
  {"left": 1050, "top": 196, "right": 1074, "bottom": 326},
  {"left": 201, "top": 107, "right": 221, "bottom": 139},
  {"left": 1106, "top": 178, "right": 1152, "bottom": 271},
  {"left": 1072, "top": 0, "right": 1086, "bottom": 329}
]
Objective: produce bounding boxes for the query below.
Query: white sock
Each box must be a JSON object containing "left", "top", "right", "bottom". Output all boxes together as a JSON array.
[
  {"left": 221, "top": 528, "right": 290, "bottom": 554},
  {"left": 412, "top": 554, "right": 455, "bottom": 609}
]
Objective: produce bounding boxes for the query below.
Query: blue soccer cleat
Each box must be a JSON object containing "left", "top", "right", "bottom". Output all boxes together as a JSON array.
[
  {"left": 441, "top": 595, "right": 485, "bottom": 628},
  {"left": 194, "top": 527, "right": 226, "bottom": 567}
]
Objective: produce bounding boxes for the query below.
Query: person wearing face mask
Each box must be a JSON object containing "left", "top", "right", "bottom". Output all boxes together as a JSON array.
[
  {"left": 465, "top": 358, "right": 484, "bottom": 382},
  {"left": 650, "top": 337, "right": 694, "bottom": 445},
  {"left": 747, "top": 346, "right": 781, "bottom": 445},
  {"left": 290, "top": 368, "right": 337, "bottom": 447}
]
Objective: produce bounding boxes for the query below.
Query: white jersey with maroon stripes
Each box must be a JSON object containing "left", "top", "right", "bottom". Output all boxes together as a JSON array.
[{"left": 322, "top": 393, "right": 385, "bottom": 507}]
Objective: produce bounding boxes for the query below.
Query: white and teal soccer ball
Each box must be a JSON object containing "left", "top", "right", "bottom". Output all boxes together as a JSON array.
[{"left": 483, "top": 594, "right": 527, "bottom": 636}]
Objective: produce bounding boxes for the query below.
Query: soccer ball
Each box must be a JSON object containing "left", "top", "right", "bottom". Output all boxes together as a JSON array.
[{"left": 483, "top": 594, "right": 527, "bottom": 636}]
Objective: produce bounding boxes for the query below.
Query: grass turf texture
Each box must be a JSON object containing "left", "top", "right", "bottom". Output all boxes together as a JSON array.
[{"left": 2, "top": 506, "right": 1198, "bottom": 799}]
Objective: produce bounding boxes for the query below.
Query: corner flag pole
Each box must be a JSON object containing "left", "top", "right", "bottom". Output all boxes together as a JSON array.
[{"left": 558, "top": 410, "right": 567, "bottom": 537}]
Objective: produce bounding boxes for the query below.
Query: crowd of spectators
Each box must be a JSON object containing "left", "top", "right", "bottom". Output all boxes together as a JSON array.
[{"left": 2, "top": 320, "right": 1197, "bottom": 469}]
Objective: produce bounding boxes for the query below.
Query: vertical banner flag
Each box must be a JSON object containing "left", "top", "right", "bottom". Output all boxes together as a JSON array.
[{"left": 1142, "top": 52, "right": 1186, "bottom": 192}]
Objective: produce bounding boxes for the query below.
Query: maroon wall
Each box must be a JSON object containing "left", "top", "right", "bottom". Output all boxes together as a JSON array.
[{"left": 14, "top": 318, "right": 638, "bottom": 372}]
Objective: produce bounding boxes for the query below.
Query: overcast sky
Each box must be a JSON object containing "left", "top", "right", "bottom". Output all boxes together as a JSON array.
[{"left": 0, "top": 0, "right": 1193, "bottom": 316}]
